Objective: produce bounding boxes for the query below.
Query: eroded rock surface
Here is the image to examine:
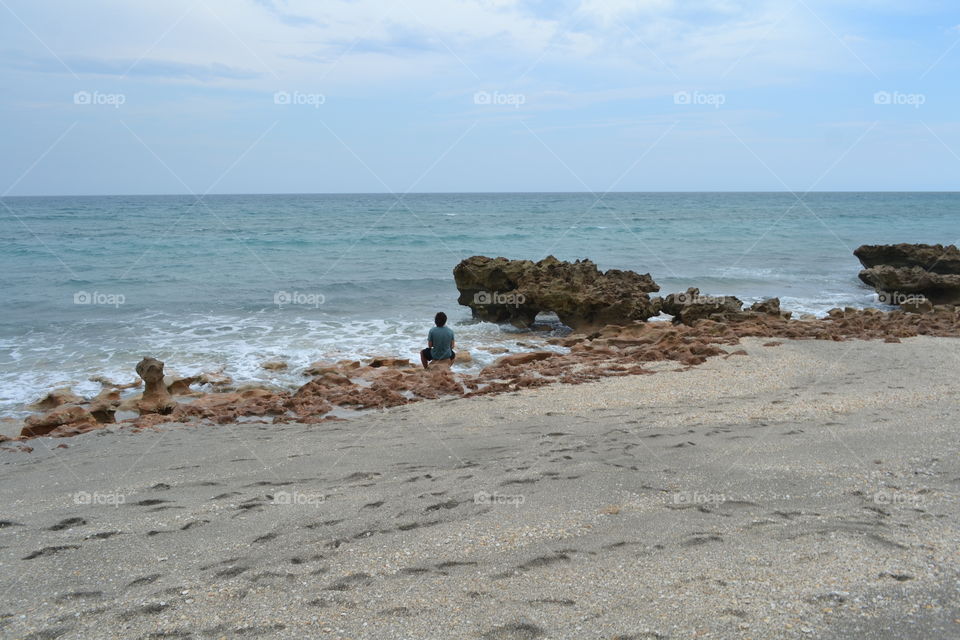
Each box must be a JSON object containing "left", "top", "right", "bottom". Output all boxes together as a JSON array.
[
  {"left": 135, "top": 357, "right": 175, "bottom": 415},
  {"left": 855, "top": 243, "right": 960, "bottom": 305},
  {"left": 454, "top": 255, "right": 661, "bottom": 330}
]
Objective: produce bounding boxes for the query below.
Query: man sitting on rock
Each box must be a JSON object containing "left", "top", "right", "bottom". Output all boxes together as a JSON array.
[{"left": 421, "top": 312, "right": 456, "bottom": 369}]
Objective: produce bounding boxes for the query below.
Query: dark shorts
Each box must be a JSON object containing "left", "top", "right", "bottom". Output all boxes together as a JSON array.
[{"left": 421, "top": 348, "right": 454, "bottom": 362}]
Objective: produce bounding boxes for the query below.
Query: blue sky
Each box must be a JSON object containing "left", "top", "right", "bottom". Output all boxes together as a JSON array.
[{"left": 1, "top": 0, "right": 959, "bottom": 194}]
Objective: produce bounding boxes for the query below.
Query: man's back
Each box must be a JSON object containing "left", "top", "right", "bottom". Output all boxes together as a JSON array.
[{"left": 429, "top": 325, "right": 455, "bottom": 360}]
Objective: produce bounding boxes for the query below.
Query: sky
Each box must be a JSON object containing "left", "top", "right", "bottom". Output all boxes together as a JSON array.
[{"left": 1, "top": 0, "right": 959, "bottom": 195}]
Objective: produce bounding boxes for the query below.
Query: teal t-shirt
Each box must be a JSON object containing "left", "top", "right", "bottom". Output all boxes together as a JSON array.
[{"left": 429, "top": 326, "right": 455, "bottom": 360}]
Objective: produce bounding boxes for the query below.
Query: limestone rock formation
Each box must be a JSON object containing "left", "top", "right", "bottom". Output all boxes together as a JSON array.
[
  {"left": 28, "top": 387, "right": 84, "bottom": 412},
  {"left": 21, "top": 405, "right": 99, "bottom": 438},
  {"left": 660, "top": 288, "right": 789, "bottom": 326},
  {"left": 660, "top": 288, "right": 745, "bottom": 325},
  {"left": 135, "top": 357, "right": 176, "bottom": 414},
  {"left": 88, "top": 389, "right": 121, "bottom": 423},
  {"left": 855, "top": 243, "right": 960, "bottom": 306},
  {"left": 454, "top": 255, "right": 661, "bottom": 330}
]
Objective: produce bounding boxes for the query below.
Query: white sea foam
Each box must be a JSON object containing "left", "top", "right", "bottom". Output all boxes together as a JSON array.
[{"left": 0, "top": 314, "right": 567, "bottom": 417}]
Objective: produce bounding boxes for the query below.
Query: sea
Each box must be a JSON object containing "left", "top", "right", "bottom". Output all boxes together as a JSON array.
[{"left": 2, "top": 192, "right": 957, "bottom": 418}]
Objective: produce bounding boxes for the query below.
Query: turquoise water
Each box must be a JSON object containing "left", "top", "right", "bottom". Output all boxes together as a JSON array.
[{"left": 1, "top": 192, "right": 957, "bottom": 416}]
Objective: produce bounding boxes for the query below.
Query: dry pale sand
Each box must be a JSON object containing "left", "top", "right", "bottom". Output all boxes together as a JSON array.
[{"left": 1, "top": 337, "right": 959, "bottom": 640}]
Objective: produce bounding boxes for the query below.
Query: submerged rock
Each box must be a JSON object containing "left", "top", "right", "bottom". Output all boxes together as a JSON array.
[{"left": 454, "top": 255, "right": 660, "bottom": 330}]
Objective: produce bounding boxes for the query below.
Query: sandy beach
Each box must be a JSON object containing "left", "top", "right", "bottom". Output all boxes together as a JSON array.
[{"left": 1, "top": 336, "right": 958, "bottom": 639}]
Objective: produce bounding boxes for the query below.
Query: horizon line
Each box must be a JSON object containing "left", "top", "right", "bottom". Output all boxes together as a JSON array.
[{"left": 3, "top": 189, "right": 960, "bottom": 198}]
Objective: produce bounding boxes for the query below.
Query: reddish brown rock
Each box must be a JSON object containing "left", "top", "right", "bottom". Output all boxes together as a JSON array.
[
  {"left": 88, "top": 389, "right": 121, "bottom": 423},
  {"left": 178, "top": 388, "right": 291, "bottom": 424},
  {"left": 21, "top": 405, "right": 99, "bottom": 438},
  {"left": 166, "top": 375, "right": 202, "bottom": 396}
]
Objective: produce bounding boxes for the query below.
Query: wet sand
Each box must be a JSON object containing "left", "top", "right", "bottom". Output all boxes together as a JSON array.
[{"left": 0, "top": 337, "right": 958, "bottom": 639}]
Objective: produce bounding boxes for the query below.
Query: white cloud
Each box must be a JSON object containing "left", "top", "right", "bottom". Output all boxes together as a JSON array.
[{"left": 0, "top": 0, "right": 898, "bottom": 94}]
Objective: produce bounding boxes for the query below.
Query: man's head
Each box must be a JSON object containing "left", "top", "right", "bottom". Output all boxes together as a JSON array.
[{"left": 434, "top": 312, "right": 447, "bottom": 327}]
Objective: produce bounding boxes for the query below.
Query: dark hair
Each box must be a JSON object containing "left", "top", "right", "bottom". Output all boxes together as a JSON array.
[{"left": 435, "top": 312, "right": 447, "bottom": 327}]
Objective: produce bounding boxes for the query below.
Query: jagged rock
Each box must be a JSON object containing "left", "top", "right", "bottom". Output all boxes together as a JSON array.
[
  {"left": 454, "top": 255, "right": 660, "bottom": 330},
  {"left": 21, "top": 405, "right": 99, "bottom": 438},
  {"left": 749, "top": 298, "right": 790, "bottom": 319},
  {"left": 28, "top": 387, "right": 84, "bottom": 412},
  {"left": 177, "top": 388, "right": 289, "bottom": 424},
  {"left": 855, "top": 244, "right": 960, "bottom": 306},
  {"left": 660, "top": 288, "right": 744, "bottom": 325},
  {"left": 261, "top": 360, "right": 288, "bottom": 371},
  {"left": 88, "top": 389, "right": 121, "bottom": 423},
  {"left": 854, "top": 243, "right": 960, "bottom": 272},
  {"left": 135, "top": 357, "right": 176, "bottom": 415},
  {"left": 901, "top": 298, "right": 935, "bottom": 314},
  {"left": 659, "top": 289, "right": 790, "bottom": 326},
  {"left": 165, "top": 374, "right": 202, "bottom": 396}
]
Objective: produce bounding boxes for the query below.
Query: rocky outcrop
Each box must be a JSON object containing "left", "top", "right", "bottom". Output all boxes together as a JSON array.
[
  {"left": 21, "top": 405, "right": 99, "bottom": 438},
  {"left": 454, "top": 256, "right": 660, "bottom": 330},
  {"left": 88, "top": 389, "right": 120, "bottom": 423},
  {"left": 660, "top": 288, "right": 789, "bottom": 326},
  {"left": 13, "top": 302, "right": 960, "bottom": 444},
  {"left": 661, "top": 288, "right": 744, "bottom": 325},
  {"left": 28, "top": 387, "right": 84, "bottom": 412},
  {"left": 855, "top": 244, "right": 960, "bottom": 306},
  {"left": 135, "top": 357, "right": 175, "bottom": 414}
]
